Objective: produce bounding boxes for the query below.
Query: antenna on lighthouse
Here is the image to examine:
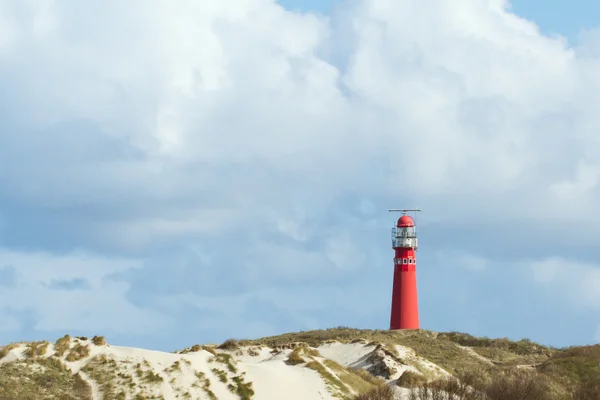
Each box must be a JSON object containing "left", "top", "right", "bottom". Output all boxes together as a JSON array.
[{"left": 389, "top": 209, "right": 421, "bottom": 223}]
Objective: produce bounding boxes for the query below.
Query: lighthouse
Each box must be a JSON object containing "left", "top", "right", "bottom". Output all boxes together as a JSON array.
[{"left": 389, "top": 209, "right": 421, "bottom": 330}]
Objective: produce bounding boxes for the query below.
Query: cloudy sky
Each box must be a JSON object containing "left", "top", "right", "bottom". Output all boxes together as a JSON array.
[{"left": 1, "top": 0, "right": 600, "bottom": 352}]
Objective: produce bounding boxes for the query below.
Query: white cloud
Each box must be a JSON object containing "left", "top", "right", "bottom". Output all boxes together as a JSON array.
[
  {"left": 530, "top": 257, "right": 600, "bottom": 309},
  {"left": 0, "top": 249, "right": 171, "bottom": 334},
  {"left": 1, "top": 0, "right": 600, "bottom": 344},
  {"left": 2, "top": 0, "right": 600, "bottom": 237}
]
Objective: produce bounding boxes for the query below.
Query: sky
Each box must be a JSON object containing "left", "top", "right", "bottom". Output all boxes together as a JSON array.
[{"left": 1, "top": 0, "right": 600, "bottom": 352}]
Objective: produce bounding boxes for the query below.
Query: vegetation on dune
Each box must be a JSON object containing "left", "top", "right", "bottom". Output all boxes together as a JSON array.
[
  {"left": 353, "top": 383, "right": 395, "bottom": 400},
  {"left": 211, "top": 352, "right": 238, "bottom": 373},
  {"left": 251, "top": 327, "right": 600, "bottom": 399},
  {"left": 194, "top": 371, "right": 218, "bottom": 400},
  {"left": 164, "top": 359, "right": 182, "bottom": 374},
  {"left": 0, "top": 342, "right": 21, "bottom": 359},
  {"left": 0, "top": 356, "right": 92, "bottom": 400},
  {"left": 54, "top": 334, "right": 72, "bottom": 357},
  {"left": 1, "top": 328, "right": 599, "bottom": 400},
  {"left": 66, "top": 343, "right": 91, "bottom": 362},
  {"left": 396, "top": 371, "right": 428, "bottom": 388},
  {"left": 25, "top": 341, "right": 50, "bottom": 359},
  {"left": 439, "top": 331, "right": 555, "bottom": 356},
  {"left": 82, "top": 354, "right": 132, "bottom": 399},
  {"left": 211, "top": 367, "right": 228, "bottom": 383},
  {"left": 439, "top": 331, "right": 555, "bottom": 366},
  {"left": 92, "top": 335, "right": 107, "bottom": 346},
  {"left": 538, "top": 345, "right": 600, "bottom": 387},
  {"left": 284, "top": 345, "right": 321, "bottom": 365},
  {"left": 322, "top": 359, "right": 377, "bottom": 395},
  {"left": 218, "top": 338, "right": 241, "bottom": 350},
  {"left": 286, "top": 347, "right": 306, "bottom": 365},
  {"left": 228, "top": 373, "right": 255, "bottom": 400},
  {"left": 306, "top": 359, "right": 351, "bottom": 396}
]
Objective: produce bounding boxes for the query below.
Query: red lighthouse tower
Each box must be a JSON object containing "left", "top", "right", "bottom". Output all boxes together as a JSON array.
[{"left": 389, "top": 209, "right": 421, "bottom": 330}]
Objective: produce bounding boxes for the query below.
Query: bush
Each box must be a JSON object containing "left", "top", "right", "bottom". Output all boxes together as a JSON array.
[
  {"left": 66, "top": 344, "right": 90, "bottom": 362},
  {"left": 408, "top": 376, "right": 485, "bottom": 400},
  {"left": 217, "top": 339, "right": 239, "bottom": 351},
  {"left": 353, "top": 384, "right": 395, "bottom": 400},
  {"left": 353, "top": 368, "right": 387, "bottom": 386},
  {"left": 484, "top": 370, "right": 553, "bottom": 400},
  {"left": 92, "top": 336, "right": 107, "bottom": 346},
  {"left": 572, "top": 380, "right": 600, "bottom": 400},
  {"left": 286, "top": 348, "right": 306, "bottom": 365},
  {"left": 408, "top": 369, "right": 556, "bottom": 400},
  {"left": 55, "top": 335, "right": 72, "bottom": 357},
  {"left": 396, "top": 371, "right": 427, "bottom": 388},
  {"left": 25, "top": 341, "right": 50, "bottom": 358},
  {"left": 0, "top": 343, "right": 19, "bottom": 359}
]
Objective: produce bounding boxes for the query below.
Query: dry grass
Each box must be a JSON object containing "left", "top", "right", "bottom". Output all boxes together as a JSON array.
[
  {"left": 0, "top": 356, "right": 92, "bottom": 400},
  {"left": 306, "top": 359, "right": 350, "bottom": 397},
  {"left": 217, "top": 339, "right": 240, "bottom": 351},
  {"left": 246, "top": 327, "right": 389, "bottom": 348},
  {"left": 0, "top": 343, "right": 21, "bottom": 359},
  {"left": 2, "top": 327, "right": 598, "bottom": 400},
  {"left": 54, "top": 335, "right": 72, "bottom": 357},
  {"left": 538, "top": 345, "right": 600, "bottom": 387},
  {"left": 246, "top": 327, "right": 491, "bottom": 375},
  {"left": 405, "top": 369, "right": 561, "bottom": 400},
  {"left": 92, "top": 336, "right": 107, "bottom": 346},
  {"left": 322, "top": 359, "right": 376, "bottom": 395},
  {"left": 353, "top": 384, "right": 395, "bottom": 400},
  {"left": 248, "top": 327, "right": 600, "bottom": 398},
  {"left": 210, "top": 352, "right": 238, "bottom": 373},
  {"left": 180, "top": 344, "right": 218, "bottom": 355},
  {"left": 211, "top": 367, "right": 228, "bottom": 383},
  {"left": 572, "top": 379, "right": 600, "bottom": 400},
  {"left": 439, "top": 332, "right": 555, "bottom": 356},
  {"left": 286, "top": 348, "right": 306, "bottom": 365},
  {"left": 82, "top": 354, "right": 137, "bottom": 400},
  {"left": 396, "top": 371, "right": 427, "bottom": 388},
  {"left": 229, "top": 373, "right": 255, "bottom": 400},
  {"left": 25, "top": 341, "right": 50, "bottom": 358},
  {"left": 352, "top": 368, "right": 387, "bottom": 387},
  {"left": 66, "top": 343, "right": 90, "bottom": 362},
  {"left": 194, "top": 371, "right": 218, "bottom": 400},
  {"left": 134, "top": 361, "right": 163, "bottom": 384}
]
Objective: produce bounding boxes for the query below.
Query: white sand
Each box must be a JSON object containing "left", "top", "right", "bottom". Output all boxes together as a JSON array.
[
  {"left": 317, "top": 342, "right": 376, "bottom": 369},
  {"left": 0, "top": 343, "right": 27, "bottom": 364},
  {"left": 0, "top": 338, "right": 457, "bottom": 400},
  {"left": 396, "top": 345, "right": 451, "bottom": 377},
  {"left": 242, "top": 352, "right": 337, "bottom": 400}
]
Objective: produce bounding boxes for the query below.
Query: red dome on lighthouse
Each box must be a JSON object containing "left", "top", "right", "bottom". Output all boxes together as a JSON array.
[{"left": 397, "top": 215, "right": 415, "bottom": 227}]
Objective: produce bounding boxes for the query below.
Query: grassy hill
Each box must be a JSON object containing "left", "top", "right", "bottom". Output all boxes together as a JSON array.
[{"left": 0, "top": 327, "right": 598, "bottom": 400}]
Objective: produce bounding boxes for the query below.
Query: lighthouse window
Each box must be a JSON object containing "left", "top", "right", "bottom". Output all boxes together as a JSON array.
[
  {"left": 408, "top": 259, "right": 413, "bottom": 264},
  {"left": 403, "top": 258, "right": 408, "bottom": 264}
]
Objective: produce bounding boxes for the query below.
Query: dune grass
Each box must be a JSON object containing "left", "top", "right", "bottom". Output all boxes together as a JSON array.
[{"left": 0, "top": 357, "right": 92, "bottom": 400}]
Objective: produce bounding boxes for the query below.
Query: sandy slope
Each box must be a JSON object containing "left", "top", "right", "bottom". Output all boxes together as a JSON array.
[{"left": 0, "top": 337, "right": 454, "bottom": 400}]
